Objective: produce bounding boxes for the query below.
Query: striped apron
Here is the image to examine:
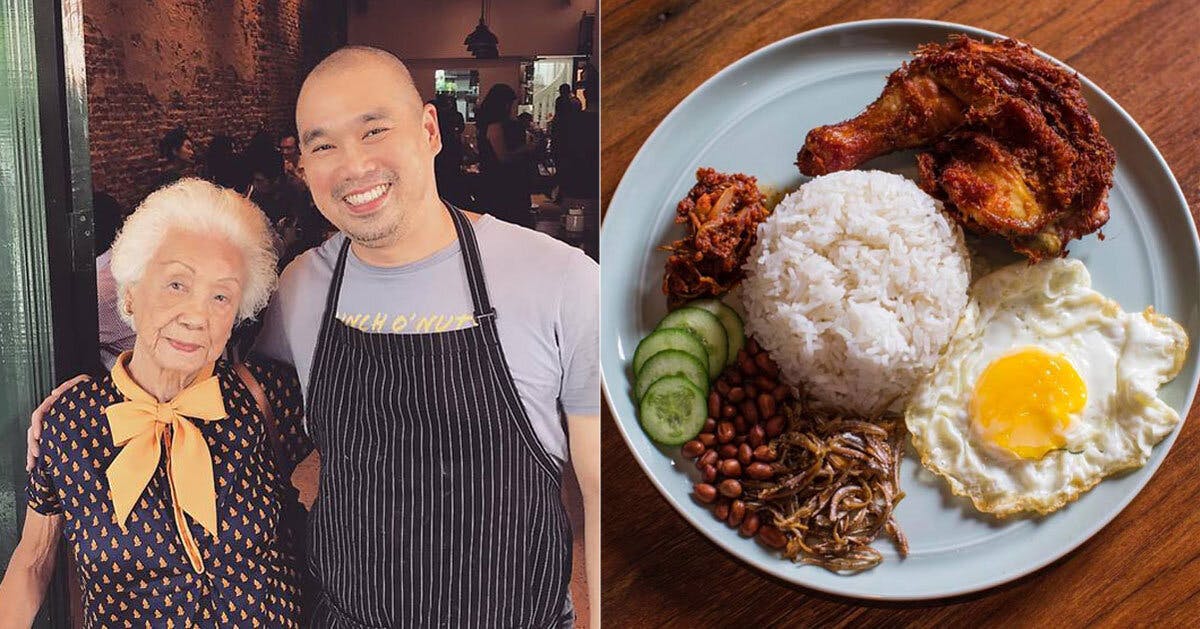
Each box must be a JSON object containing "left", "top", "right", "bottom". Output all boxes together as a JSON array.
[{"left": 304, "top": 206, "right": 573, "bottom": 628}]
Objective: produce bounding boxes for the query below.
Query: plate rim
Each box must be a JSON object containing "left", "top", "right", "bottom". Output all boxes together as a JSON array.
[{"left": 600, "top": 17, "right": 1200, "bottom": 601}]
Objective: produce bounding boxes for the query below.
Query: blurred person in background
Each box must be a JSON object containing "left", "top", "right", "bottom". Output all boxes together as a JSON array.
[
  {"left": 554, "top": 83, "right": 580, "bottom": 120},
  {"left": 550, "top": 83, "right": 580, "bottom": 201},
  {"left": 94, "top": 190, "right": 134, "bottom": 370},
  {"left": 204, "top": 134, "right": 248, "bottom": 192},
  {"left": 278, "top": 131, "right": 301, "bottom": 180},
  {"left": 558, "top": 84, "right": 599, "bottom": 209},
  {"left": 155, "top": 126, "right": 196, "bottom": 188},
  {"left": 556, "top": 84, "right": 600, "bottom": 259},
  {"left": 475, "top": 83, "right": 538, "bottom": 228},
  {"left": 244, "top": 139, "right": 289, "bottom": 226},
  {"left": 274, "top": 128, "right": 333, "bottom": 268},
  {"left": 432, "top": 97, "right": 470, "bottom": 209}
]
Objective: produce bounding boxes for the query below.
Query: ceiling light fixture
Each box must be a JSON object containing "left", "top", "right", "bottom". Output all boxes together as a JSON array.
[{"left": 464, "top": 0, "right": 499, "bottom": 59}]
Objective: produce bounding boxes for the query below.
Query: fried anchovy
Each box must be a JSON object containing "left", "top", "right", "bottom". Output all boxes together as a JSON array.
[{"left": 745, "top": 405, "right": 909, "bottom": 574}]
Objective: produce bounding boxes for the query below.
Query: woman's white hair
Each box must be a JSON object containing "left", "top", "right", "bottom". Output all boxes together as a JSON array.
[{"left": 110, "top": 178, "right": 278, "bottom": 327}]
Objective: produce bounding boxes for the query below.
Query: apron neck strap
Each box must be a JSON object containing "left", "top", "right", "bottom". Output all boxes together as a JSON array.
[
  {"left": 446, "top": 204, "right": 495, "bottom": 321},
  {"left": 313, "top": 235, "right": 353, "bottom": 356}
]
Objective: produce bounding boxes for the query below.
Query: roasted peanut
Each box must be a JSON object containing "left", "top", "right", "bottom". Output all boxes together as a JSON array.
[
  {"left": 739, "top": 512, "right": 761, "bottom": 537},
  {"left": 728, "top": 500, "right": 746, "bottom": 527},
  {"left": 733, "top": 415, "right": 747, "bottom": 434},
  {"left": 737, "top": 443, "right": 753, "bottom": 466},
  {"left": 757, "top": 393, "right": 776, "bottom": 420},
  {"left": 702, "top": 464, "right": 718, "bottom": 483},
  {"left": 753, "top": 445, "right": 777, "bottom": 463},
  {"left": 748, "top": 425, "right": 765, "bottom": 448},
  {"left": 738, "top": 351, "right": 758, "bottom": 376},
  {"left": 757, "top": 525, "right": 787, "bottom": 549},
  {"left": 694, "top": 483, "right": 717, "bottom": 503},
  {"left": 698, "top": 433, "right": 717, "bottom": 447},
  {"left": 721, "top": 404, "right": 737, "bottom": 419},
  {"left": 728, "top": 386, "right": 746, "bottom": 403},
  {"left": 702, "top": 417, "right": 717, "bottom": 433},
  {"left": 718, "top": 479, "right": 743, "bottom": 498},
  {"left": 716, "top": 421, "right": 735, "bottom": 444},
  {"left": 746, "top": 462, "right": 774, "bottom": 480},
  {"left": 765, "top": 415, "right": 785, "bottom": 438},
  {"left": 739, "top": 400, "right": 759, "bottom": 424},
  {"left": 747, "top": 338, "right": 761, "bottom": 354},
  {"left": 698, "top": 449, "right": 718, "bottom": 469},
  {"left": 771, "top": 384, "right": 790, "bottom": 401},
  {"left": 719, "top": 459, "right": 742, "bottom": 478},
  {"left": 718, "top": 444, "right": 737, "bottom": 459},
  {"left": 714, "top": 500, "right": 730, "bottom": 521},
  {"left": 715, "top": 379, "right": 730, "bottom": 395},
  {"left": 708, "top": 392, "right": 721, "bottom": 419},
  {"left": 755, "top": 352, "right": 779, "bottom": 376},
  {"left": 682, "top": 440, "right": 705, "bottom": 458}
]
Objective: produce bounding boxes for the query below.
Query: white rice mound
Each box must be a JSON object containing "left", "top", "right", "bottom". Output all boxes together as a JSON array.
[{"left": 741, "top": 170, "right": 970, "bottom": 416}]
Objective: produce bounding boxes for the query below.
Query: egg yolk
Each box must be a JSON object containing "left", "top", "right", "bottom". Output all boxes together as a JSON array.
[{"left": 971, "top": 347, "right": 1087, "bottom": 459}]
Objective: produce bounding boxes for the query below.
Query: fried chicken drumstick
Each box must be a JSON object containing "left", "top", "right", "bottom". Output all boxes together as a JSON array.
[{"left": 797, "top": 36, "right": 1115, "bottom": 262}]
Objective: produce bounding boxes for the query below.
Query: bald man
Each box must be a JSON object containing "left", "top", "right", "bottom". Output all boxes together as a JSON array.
[
  {"left": 27, "top": 46, "right": 599, "bottom": 628},
  {"left": 256, "top": 47, "right": 599, "bottom": 627}
]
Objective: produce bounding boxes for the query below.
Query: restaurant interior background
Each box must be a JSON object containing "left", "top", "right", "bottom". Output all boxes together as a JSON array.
[{"left": 0, "top": 0, "right": 598, "bottom": 626}]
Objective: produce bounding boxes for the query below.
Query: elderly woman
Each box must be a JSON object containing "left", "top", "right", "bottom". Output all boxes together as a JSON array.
[{"left": 0, "top": 179, "right": 311, "bottom": 627}]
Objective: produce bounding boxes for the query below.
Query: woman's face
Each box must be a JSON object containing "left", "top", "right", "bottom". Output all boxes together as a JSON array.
[
  {"left": 176, "top": 138, "right": 196, "bottom": 164},
  {"left": 127, "top": 229, "right": 245, "bottom": 375}
]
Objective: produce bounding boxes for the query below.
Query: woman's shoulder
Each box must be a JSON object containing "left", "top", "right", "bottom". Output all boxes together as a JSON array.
[
  {"left": 240, "top": 353, "right": 298, "bottom": 377},
  {"left": 219, "top": 356, "right": 306, "bottom": 443},
  {"left": 221, "top": 355, "right": 301, "bottom": 396},
  {"left": 44, "top": 375, "right": 119, "bottom": 433}
]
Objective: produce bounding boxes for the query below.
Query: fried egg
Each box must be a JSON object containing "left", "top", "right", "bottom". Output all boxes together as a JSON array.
[{"left": 905, "top": 258, "right": 1189, "bottom": 516}]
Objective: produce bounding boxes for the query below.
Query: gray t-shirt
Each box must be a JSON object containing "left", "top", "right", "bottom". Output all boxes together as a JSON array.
[{"left": 253, "top": 214, "right": 599, "bottom": 463}]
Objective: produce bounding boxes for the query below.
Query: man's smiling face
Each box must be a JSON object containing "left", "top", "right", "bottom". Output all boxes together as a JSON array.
[{"left": 295, "top": 50, "right": 442, "bottom": 250}]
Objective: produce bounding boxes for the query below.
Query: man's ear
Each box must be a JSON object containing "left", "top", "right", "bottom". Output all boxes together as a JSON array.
[{"left": 423, "top": 103, "right": 443, "bottom": 156}]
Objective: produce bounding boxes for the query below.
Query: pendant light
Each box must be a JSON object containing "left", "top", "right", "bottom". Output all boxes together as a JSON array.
[{"left": 464, "top": 0, "right": 499, "bottom": 59}]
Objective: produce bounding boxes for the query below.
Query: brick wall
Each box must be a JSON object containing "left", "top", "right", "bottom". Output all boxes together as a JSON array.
[{"left": 84, "top": 0, "right": 342, "bottom": 211}]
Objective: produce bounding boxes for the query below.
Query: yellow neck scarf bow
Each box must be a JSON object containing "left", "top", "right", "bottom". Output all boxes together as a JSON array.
[{"left": 104, "top": 352, "right": 228, "bottom": 574}]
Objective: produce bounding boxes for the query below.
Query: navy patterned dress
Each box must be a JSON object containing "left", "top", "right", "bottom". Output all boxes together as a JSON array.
[{"left": 27, "top": 357, "right": 312, "bottom": 627}]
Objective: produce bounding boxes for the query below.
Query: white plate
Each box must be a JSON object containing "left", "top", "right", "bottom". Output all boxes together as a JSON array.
[{"left": 600, "top": 18, "right": 1200, "bottom": 600}]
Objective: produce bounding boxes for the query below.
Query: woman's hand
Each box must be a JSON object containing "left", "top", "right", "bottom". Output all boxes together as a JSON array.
[
  {"left": 0, "top": 508, "right": 64, "bottom": 628},
  {"left": 26, "top": 375, "right": 91, "bottom": 472}
]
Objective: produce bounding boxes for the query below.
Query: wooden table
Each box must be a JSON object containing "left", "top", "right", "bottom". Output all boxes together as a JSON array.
[{"left": 600, "top": 1, "right": 1200, "bottom": 625}]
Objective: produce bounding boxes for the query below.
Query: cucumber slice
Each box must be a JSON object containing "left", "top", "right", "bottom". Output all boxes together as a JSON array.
[
  {"left": 658, "top": 307, "right": 728, "bottom": 379},
  {"left": 687, "top": 299, "right": 745, "bottom": 365},
  {"left": 638, "top": 375, "right": 708, "bottom": 445},
  {"left": 634, "top": 350, "right": 708, "bottom": 401},
  {"left": 632, "top": 327, "right": 708, "bottom": 376}
]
